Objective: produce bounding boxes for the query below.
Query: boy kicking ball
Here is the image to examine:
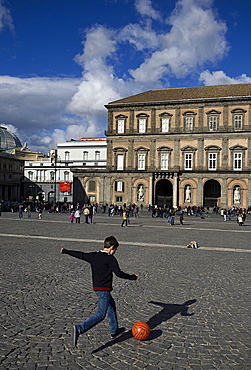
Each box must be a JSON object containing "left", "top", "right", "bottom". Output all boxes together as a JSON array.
[{"left": 60, "top": 235, "right": 138, "bottom": 348}]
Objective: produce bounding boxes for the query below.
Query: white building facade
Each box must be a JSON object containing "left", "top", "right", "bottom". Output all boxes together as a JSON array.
[{"left": 23, "top": 138, "right": 107, "bottom": 204}]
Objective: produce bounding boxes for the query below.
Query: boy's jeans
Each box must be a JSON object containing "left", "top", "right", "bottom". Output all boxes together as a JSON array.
[{"left": 76, "top": 291, "right": 118, "bottom": 335}]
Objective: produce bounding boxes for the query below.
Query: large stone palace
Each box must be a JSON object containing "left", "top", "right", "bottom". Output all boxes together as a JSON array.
[{"left": 73, "top": 83, "right": 251, "bottom": 209}]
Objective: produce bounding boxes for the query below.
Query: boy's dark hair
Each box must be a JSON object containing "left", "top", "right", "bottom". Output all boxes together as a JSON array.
[{"left": 104, "top": 235, "right": 119, "bottom": 248}]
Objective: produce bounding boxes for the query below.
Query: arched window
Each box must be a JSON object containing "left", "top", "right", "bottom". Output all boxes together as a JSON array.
[
  {"left": 50, "top": 171, "right": 55, "bottom": 181},
  {"left": 64, "top": 172, "right": 69, "bottom": 181},
  {"left": 95, "top": 151, "right": 100, "bottom": 161}
]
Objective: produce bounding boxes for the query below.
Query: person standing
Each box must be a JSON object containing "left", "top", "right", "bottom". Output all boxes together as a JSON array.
[
  {"left": 60, "top": 235, "right": 138, "bottom": 348},
  {"left": 74, "top": 209, "right": 81, "bottom": 223},
  {"left": 27, "top": 205, "right": 32, "bottom": 218},
  {"left": 69, "top": 212, "right": 74, "bottom": 223},
  {"left": 83, "top": 207, "right": 90, "bottom": 224},
  {"left": 18, "top": 204, "right": 23, "bottom": 219}
]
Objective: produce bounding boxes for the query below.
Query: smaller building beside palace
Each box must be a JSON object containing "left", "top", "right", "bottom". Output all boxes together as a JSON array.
[{"left": 72, "top": 83, "right": 251, "bottom": 209}]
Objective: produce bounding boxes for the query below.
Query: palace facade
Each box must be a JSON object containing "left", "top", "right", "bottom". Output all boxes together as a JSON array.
[{"left": 72, "top": 83, "right": 251, "bottom": 209}]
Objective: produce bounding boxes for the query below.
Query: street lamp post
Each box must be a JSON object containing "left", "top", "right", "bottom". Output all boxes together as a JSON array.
[{"left": 51, "top": 150, "right": 58, "bottom": 206}]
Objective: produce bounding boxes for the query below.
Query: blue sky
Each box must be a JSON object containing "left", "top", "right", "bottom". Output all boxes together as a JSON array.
[{"left": 0, "top": 0, "right": 250, "bottom": 153}]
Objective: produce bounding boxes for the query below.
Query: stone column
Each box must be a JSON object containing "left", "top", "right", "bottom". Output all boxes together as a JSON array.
[
  {"left": 223, "top": 105, "right": 228, "bottom": 128},
  {"left": 175, "top": 108, "right": 181, "bottom": 132},
  {"left": 173, "top": 139, "right": 180, "bottom": 170},
  {"left": 128, "top": 139, "right": 134, "bottom": 170},
  {"left": 247, "top": 137, "right": 251, "bottom": 169},
  {"left": 149, "top": 175, "right": 153, "bottom": 205},
  {"left": 150, "top": 139, "right": 156, "bottom": 170},
  {"left": 198, "top": 107, "right": 204, "bottom": 130},
  {"left": 151, "top": 108, "right": 156, "bottom": 133},
  {"left": 221, "top": 177, "right": 227, "bottom": 209},
  {"left": 173, "top": 173, "right": 178, "bottom": 209},
  {"left": 197, "top": 138, "right": 204, "bottom": 170},
  {"left": 106, "top": 139, "right": 113, "bottom": 170},
  {"left": 129, "top": 110, "right": 134, "bottom": 133},
  {"left": 196, "top": 176, "right": 203, "bottom": 206},
  {"left": 222, "top": 137, "right": 229, "bottom": 170}
]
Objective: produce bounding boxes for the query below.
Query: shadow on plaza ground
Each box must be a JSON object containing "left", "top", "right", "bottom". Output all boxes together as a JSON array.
[{"left": 92, "top": 299, "right": 196, "bottom": 354}]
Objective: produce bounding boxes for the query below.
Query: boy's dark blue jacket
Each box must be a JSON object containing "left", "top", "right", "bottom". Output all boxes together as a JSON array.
[{"left": 62, "top": 249, "right": 137, "bottom": 291}]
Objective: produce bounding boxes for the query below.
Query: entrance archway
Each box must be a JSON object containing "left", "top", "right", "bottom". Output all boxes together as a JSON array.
[
  {"left": 203, "top": 179, "right": 221, "bottom": 207},
  {"left": 155, "top": 179, "right": 173, "bottom": 206}
]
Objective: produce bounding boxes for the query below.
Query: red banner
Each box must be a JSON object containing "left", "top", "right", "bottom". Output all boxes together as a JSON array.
[{"left": 60, "top": 182, "right": 71, "bottom": 192}]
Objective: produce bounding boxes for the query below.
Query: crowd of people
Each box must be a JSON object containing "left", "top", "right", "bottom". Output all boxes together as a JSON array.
[{"left": 0, "top": 199, "right": 250, "bottom": 226}]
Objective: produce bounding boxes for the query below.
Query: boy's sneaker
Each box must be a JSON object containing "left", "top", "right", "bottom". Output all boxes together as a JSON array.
[
  {"left": 72, "top": 325, "right": 79, "bottom": 348},
  {"left": 111, "top": 327, "right": 125, "bottom": 339}
]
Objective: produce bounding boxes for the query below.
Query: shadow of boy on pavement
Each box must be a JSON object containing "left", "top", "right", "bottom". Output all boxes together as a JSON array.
[
  {"left": 92, "top": 299, "right": 196, "bottom": 353},
  {"left": 147, "top": 299, "right": 196, "bottom": 330}
]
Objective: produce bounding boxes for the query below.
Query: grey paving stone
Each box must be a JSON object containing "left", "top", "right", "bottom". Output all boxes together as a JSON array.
[{"left": 0, "top": 211, "right": 251, "bottom": 369}]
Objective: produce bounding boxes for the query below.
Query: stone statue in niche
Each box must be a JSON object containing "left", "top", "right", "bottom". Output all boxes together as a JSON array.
[
  {"left": 234, "top": 187, "right": 241, "bottom": 204},
  {"left": 185, "top": 186, "right": 191, "bottom": 203},
  {"left": 137, "top": 185, "right": 144, "bottom": 201}
]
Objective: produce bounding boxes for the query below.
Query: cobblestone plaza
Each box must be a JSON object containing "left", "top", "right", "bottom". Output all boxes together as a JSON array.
[{"left": 1, "top": 211, "right": 251, "bottom": 369}]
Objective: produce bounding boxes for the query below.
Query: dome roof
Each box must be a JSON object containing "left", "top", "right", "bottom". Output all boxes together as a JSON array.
[{"left": 0, "top": 126, "right": 22, "bottom": 151}]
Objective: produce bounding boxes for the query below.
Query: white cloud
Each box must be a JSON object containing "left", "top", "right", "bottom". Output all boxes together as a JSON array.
[
  {"left": 0, "top": 0, "right": 245, "bottom": 154},
  {"left": 135, "top": 0, "right": 162, "bottom": 20},
  {"left": 199, "top": 70, "right": 251, "bottom": 85},
  {"left": 0, "top": 0, "right": 14, "bottom": 32},
  {"left": 0, "top": 76, "right": 103, "bottom": 153},
  {"left": 119, "top": 23, "right": 160, "bottom": 51},
  {"left": 130, "top": 0, "right": 228, "bottom": 82},
  {"left": 0, "top": 76, "right": 79, "bottom": 130}
]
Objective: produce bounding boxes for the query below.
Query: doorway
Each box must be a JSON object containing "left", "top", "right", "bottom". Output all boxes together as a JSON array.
[{"left": 155, "top": 179, "right": 173, "bottom": 206}]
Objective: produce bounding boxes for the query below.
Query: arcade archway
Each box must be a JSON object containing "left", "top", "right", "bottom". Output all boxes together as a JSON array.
[
  {"left": 203, "top": 179, "right": 221, "bottom": 207},
  {"left": 155, "top": 179, "right": 173, "bottom": 206}
]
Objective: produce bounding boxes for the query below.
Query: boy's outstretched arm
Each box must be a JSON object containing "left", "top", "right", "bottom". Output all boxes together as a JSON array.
[{"left": 60, "top": 248, "right": 92, "bottom": 262}]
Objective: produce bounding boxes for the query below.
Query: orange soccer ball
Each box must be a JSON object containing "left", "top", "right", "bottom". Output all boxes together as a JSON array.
[{"left": 132, "top": 321, "right": 150, "bottom": 341}]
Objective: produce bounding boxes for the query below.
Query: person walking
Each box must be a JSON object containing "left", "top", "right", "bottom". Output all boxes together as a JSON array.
[
  {"left": 179, "top": 211, "right": 184, "bottom": 225},
  {"left": 121, "top": 208, "right": 128, "bottom": 227},
  {"left": 60, "top": 235, "right": 138, "bottom": 348}
]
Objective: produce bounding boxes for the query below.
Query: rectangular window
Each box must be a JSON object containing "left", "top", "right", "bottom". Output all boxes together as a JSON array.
[
  {"left": 185, "top": 117, "right": 193, "bottom": 131},
  {"left": 115, "top": 181, "right": 124, "bottom": 192},
  {"left": 50, "top": 172, "right": 55, "bottom": 181},
  {"left": 89, "top": 195, "right": 96, "bottom": 203},
  {"left": 138, "top": 153, "right": 146, "bottom": 170},
  {"left": 139, "top": 119, "right": 146, "bottom": 133},
  {"left": 65, "top": 152, "right": 70, "bottom": 161},
  {"left": 209, "top": 116, "right": 217, "bottom": 131},
  {"left": 160, "top": 153, "right": 169, "bottom": 170},
  {"left": 234, "top": 115, "right": 242, "bottom": 130},
  {"left": 116, "top": 196, "right": 123, "bottom": 202},
  {"left": 117, "top": 119, "right": 124, "bottom": 134},
  {"left": 117, "top": 154, "right": 124, "bottom": 170},
  {"left": 184, "top": 153, "right": 193, "bottom": 170},
  {"left": 208, "top": 153, "right": 217, "bottom": 170},
  {"left": 83, "top": 151, "right": 88, "bottom": 161},
  {"left": 88, "top": 180, "right": 96, "bottom": 192},
  {"left": 233, "top": 152, "right": 242, "bottom": 170},
  {"left": 161, "top": 118, "right": 169, "bottom": 133}
]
